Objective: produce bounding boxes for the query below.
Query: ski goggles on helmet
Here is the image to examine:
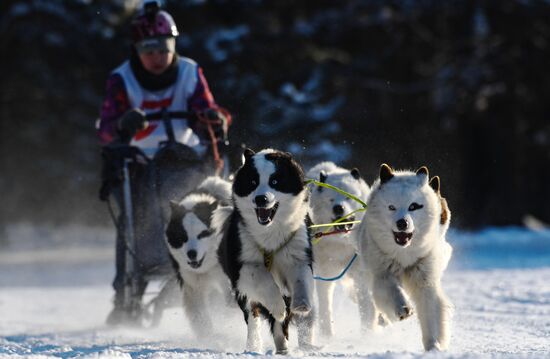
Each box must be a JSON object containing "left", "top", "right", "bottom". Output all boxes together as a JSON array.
[{"left": 135, "top": 36, "right": 176, "bottom": 54}]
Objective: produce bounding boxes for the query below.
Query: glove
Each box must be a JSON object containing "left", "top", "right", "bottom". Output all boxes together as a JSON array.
[
  {"left": 117, "top": 108, "right": 148, "bottom": 138},
  {"left": 201, "top": 108, "right": 229, "bottom": 142}
]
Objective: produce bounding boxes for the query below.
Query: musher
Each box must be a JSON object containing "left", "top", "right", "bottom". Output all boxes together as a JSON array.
[{"left": 96, "top": 1, "right": 231, "bottom": 325}]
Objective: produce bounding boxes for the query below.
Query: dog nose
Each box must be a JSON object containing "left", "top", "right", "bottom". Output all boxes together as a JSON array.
[
  {"left": 187, "top": 249, "right": 197, "bottom": 260},
  {"left": 396, "top": 218, "right": 408, "bottom": 231},
  {"left": 333, "top": 204, "right": 345, "bottom": 216},
  {"left": 254, "top": 195, "right": 269, "bottom": 207}
]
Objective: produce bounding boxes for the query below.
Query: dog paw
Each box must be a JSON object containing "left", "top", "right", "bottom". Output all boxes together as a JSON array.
[
  {"left": 291, "top": 297, "right": 312, "bottom": 315},
  {"left": 298, "top": 343, "right": 323, "bottom": 352},
  {"left": 378, "top": 313, "right": 390, "bottom": 327},
  {"left": 291, "top": 303, "right": 311, "bottom": 315},
  {"left": 424, "top": 340, "right": 444, "bottom": 351},
  {"left": 397, "top": 305, "right": 414, "bottom": 320},
  {"left": 275, "top": 348, "right": 288, "bottom": 355}
]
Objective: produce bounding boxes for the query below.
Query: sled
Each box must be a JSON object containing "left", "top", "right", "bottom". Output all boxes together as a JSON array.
[{"left": 100, "top": 109, "right": 229, "bottom": 327}]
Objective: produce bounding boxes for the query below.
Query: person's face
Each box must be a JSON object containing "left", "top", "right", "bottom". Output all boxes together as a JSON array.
[{"left": 138, "top": 49, "right": 174, "bottom": 75}]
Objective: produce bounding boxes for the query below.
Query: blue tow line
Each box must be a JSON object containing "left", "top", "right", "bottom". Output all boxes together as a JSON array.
[{"left": 313, "top": 253, "right": 358, "bottom": 281}]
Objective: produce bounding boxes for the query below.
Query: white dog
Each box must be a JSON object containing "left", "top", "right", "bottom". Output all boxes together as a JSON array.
[
  {"left": 357, "top": 164, "right": 452, "bottom": 351},
  {"left": 307, "top": 162, "right": 380, "bottom": 336},
  {"left": 164, "top": 176, "right": 233, "bottom": 337},
  {"left": 215, "top": 148, "right": 315, "bottom": 354}
]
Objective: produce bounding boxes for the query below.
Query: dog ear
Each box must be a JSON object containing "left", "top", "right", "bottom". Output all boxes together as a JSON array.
[
  {"left": 204, "top": 201, "right": 218, "bottom": 227},
  {"left": 169, "top": 200, "right": 187, "bottom": 218},
  {"left": 350, "top": 168, "right": 361, "bottom": 180},
  {"left": 416, "top": 166, "right": 429, "bottom": 177},
  {"left": 208, "top": 201, "right": 218, "bottom": 216},
  {"left": 193, "top": 202, "right": 216, "bottom": 227},
  {"left": 319, "top": 170, "right": 327, "bottom": 183},
  {"left": 243, "top": 148, "right": 255, "bottom": 162},
  {"left": 416, "top": 166, "right": 429, "bottom": 185},
  {"left": 440, "top": 196, "right": 450, "bottom": 225},
  {"left": 429, "top": 176, "right": 441, "bottom": 194},
  {"left": 379, "top": 163, "right": 394, "bottom": 184},
  {"left": 317, "top": 170, "right": 327, "bottom": 192}
]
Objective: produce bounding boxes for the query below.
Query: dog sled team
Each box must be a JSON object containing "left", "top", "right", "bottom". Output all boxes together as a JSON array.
[
  {"left": 147, "top": 148, "right": 453, "bottom": 354},
  {"left": 97, "top": 2, "right": 453, "bottom": 354}
]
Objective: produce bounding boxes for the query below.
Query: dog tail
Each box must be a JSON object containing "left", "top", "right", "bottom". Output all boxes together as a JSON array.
[
  {"left": 198, "top": 176, "right": 232, "bottom": 206},
  {"left": 212, "top": 206, "right": 233, "bottom": 238}
]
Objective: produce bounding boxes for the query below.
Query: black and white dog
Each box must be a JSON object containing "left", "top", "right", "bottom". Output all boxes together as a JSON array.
[
  {"left": 214, "top": 148, "right": 314, "bottom": 354},
  {"left": 165, "top": 176, "right": 233, "bottom": 337}
]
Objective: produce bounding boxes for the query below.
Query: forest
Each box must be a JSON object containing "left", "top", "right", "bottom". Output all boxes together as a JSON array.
[{"left": 1, "top": 0, "right": 549, "bottom": 229}]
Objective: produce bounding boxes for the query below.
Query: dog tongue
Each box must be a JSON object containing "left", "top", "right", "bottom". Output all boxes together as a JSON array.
[
  {"left": 335, "top": 216, "right": 355, "bottom": 231},
  {"left": 394, "top": 232, "right": 411, "bottom": 245},
  {"left": 257, "top": 208, "right": 271, "bottom": 222}
]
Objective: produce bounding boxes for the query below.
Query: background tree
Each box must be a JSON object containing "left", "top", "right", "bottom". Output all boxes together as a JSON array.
[{"left": 1, "top": 0, "right": 549, "bottom": 229}]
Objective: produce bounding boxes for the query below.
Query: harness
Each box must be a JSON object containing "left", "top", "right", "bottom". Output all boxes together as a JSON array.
[
  {"left": 256, "top": 230, "right": 298, "bottom": 272},
  {"left": 313, "top": 253, "right": 358, "bottom": 282},
  {"left": 306, "top": 178, "right": 368, "bottom": 282}
]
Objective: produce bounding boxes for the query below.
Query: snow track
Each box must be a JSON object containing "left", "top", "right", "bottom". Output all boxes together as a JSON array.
[{"left": 1, "top": 225, "right": 549, "bottom": 358}]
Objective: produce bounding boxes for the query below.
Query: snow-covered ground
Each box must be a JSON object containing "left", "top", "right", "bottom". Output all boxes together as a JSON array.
[{"left": 1, "top": 224, "right": 549, "bottom": 358}]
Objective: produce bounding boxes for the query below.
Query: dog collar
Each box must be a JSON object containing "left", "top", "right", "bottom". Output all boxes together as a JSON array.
[{"left": 258, "top": 230, "right": 298, "bottom": 272}]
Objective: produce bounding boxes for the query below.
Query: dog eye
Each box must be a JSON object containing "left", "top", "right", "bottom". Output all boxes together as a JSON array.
[
  {"left": 251, "top": 180, "right": 257, "bottom": 186},
  {"left": 388, "top": 205, "right": 396, "bottom": 211},
  {"left": 408, "top": 202, "right": 423, "bottom": 211},
  {"left": 270, "top": 179, "right": 278, "bottom": 186}
]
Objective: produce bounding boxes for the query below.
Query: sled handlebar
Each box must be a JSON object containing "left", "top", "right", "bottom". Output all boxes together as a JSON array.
[
  {"left": 144, "top": 109, "right": 228, "bottom": 148},
  {"left": 145, "top": 110, "right": 197, "bottom": 121},
  {"left": 144, "top": 110, "right": 200, "bottom": 144},
  {"left": 101, "top": 108, "right": 227, "bottom": 164}
]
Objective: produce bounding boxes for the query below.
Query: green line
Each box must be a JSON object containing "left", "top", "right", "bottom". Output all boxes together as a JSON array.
[
  {"left": 305, "top": 179, "right": 368, "bottom": 208},
  {"left": 306, "top": 178, "right": 368, "bottom": 245},
  {"left": 309, "top": 220, "right": 361, "bottom": 229},
  {"left": 334, "top": 208, "right": 366, "bottom": 223}
]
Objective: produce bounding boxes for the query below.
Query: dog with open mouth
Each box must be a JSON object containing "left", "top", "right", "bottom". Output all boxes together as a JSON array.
[
  {"left": 215, "top": 148, "right": 315, "bottom": 354},
  {"left": 306, "top": 161, "right": 382, "bottom": 337},
  {"left": 165, "top": 176, "right": 234, "bottom": 337},
  {"left": 357, "top": 164, "right": 453, "bottom": 351}
]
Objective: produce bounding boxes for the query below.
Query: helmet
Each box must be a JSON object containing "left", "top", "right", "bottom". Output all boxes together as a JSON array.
[{"left": 131, "top": 2, "right": 179, "bottom": 44}]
